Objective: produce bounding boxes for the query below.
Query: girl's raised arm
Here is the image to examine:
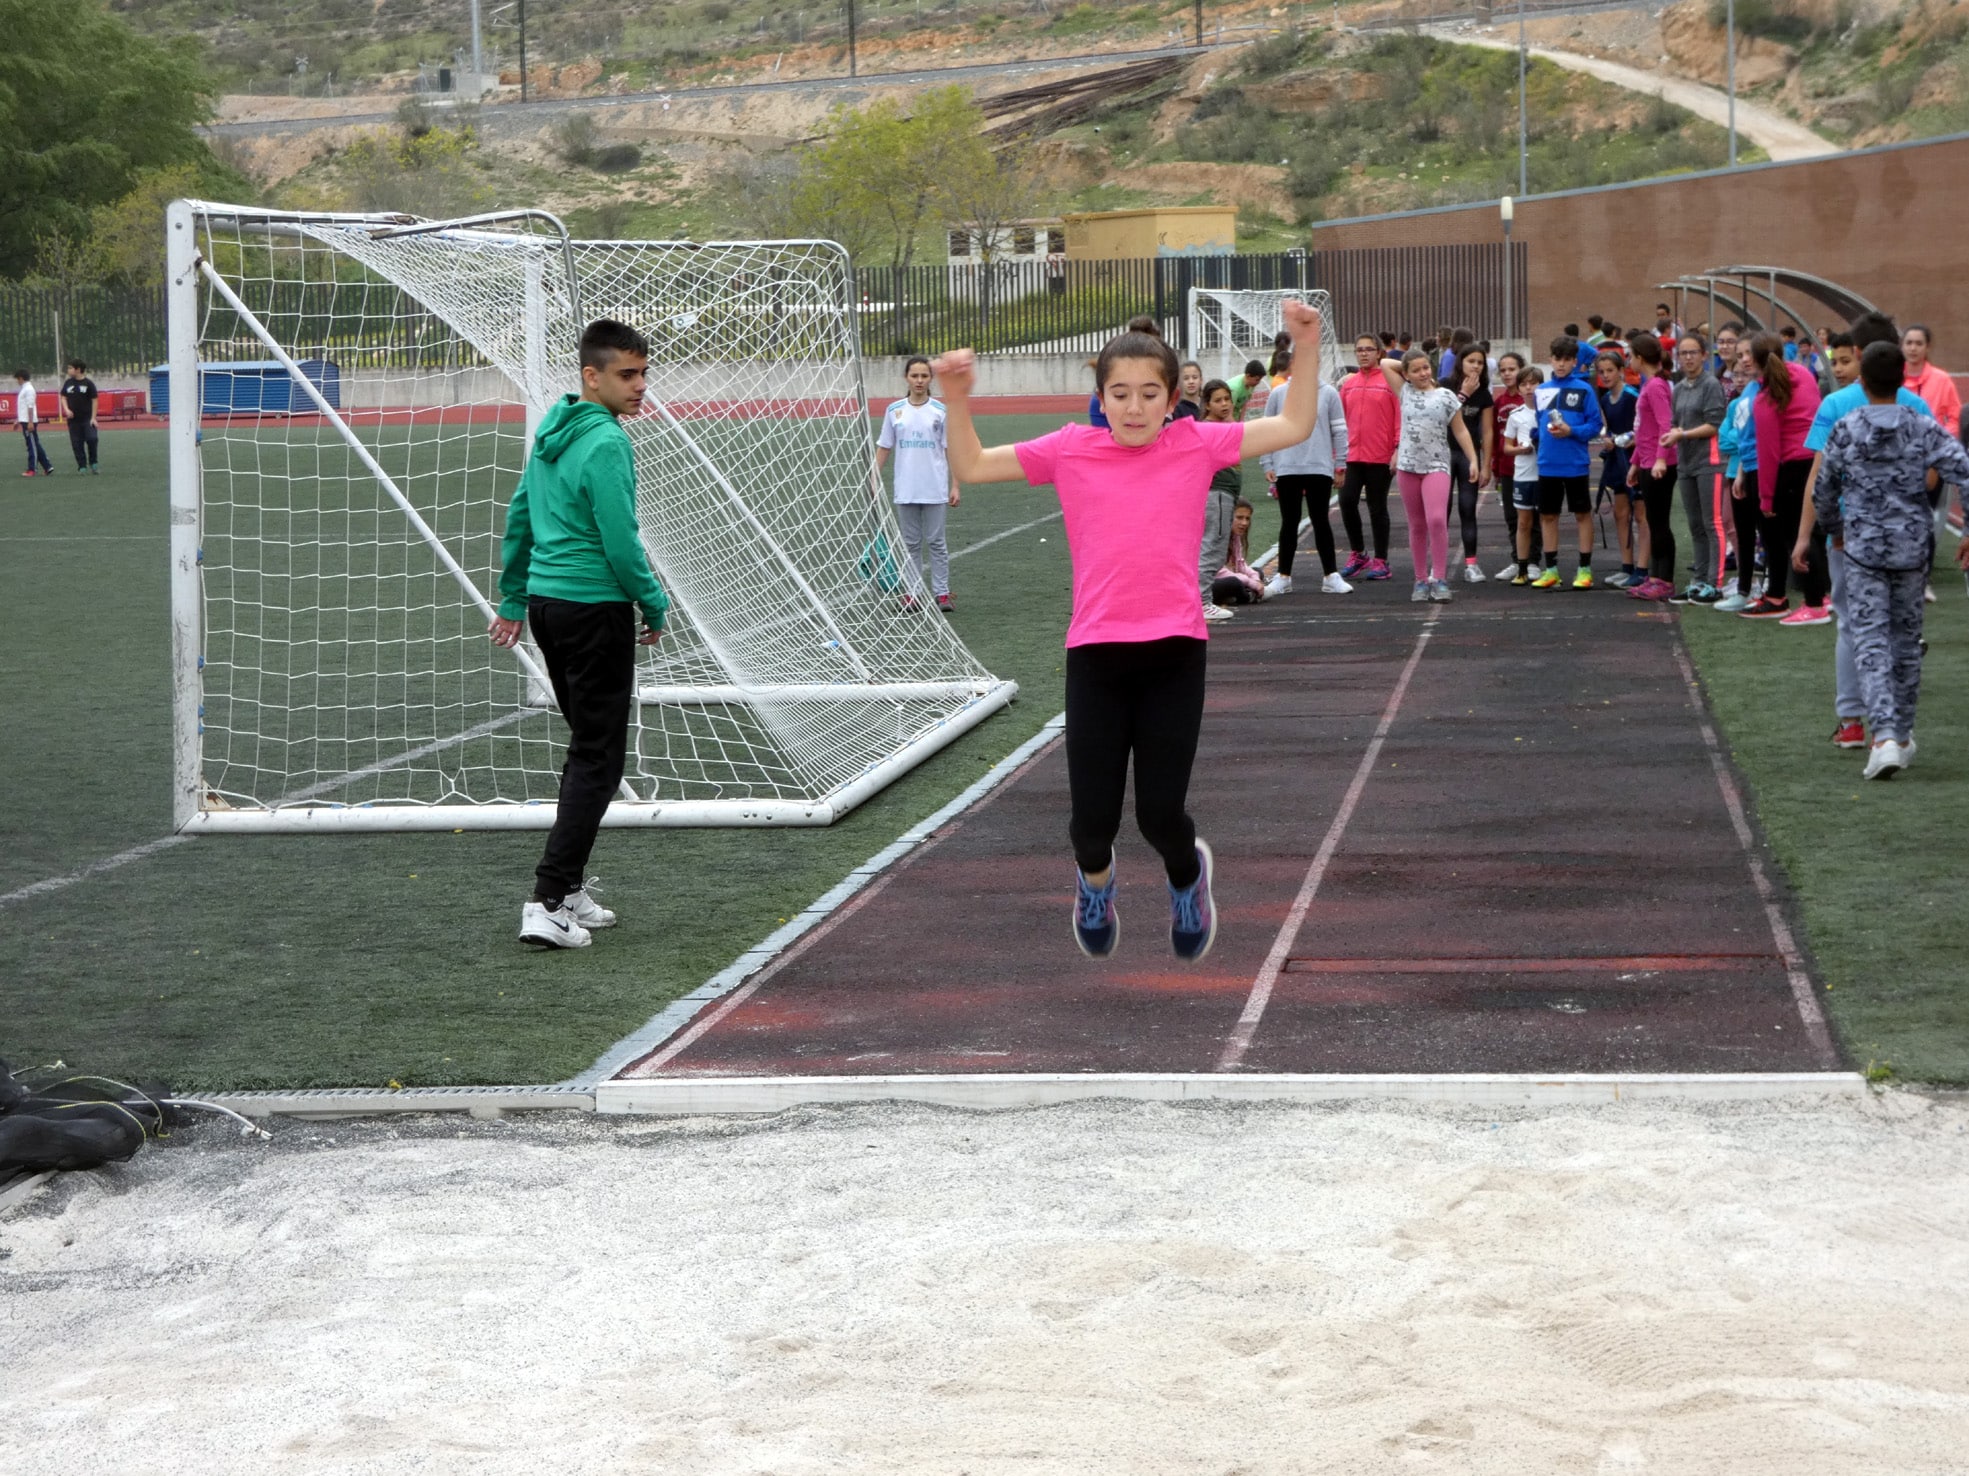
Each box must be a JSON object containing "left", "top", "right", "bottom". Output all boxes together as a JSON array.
[
  {"left": 1377, "top": 357, "right": 1407, "bottom": 395},
  {"left": 1240, "top": 301, "right": 1325, "bottom": 460},
  {"left": 930, "top": 349, "right": 1027, "bottom": 485}
]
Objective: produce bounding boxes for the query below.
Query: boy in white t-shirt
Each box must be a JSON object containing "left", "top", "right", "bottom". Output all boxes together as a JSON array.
[
  {"left": 874, "top": 356, "right": 959, "bottom": 612},
  {"left": 14, "top": 369, "right": 54, "bottom": 476}
]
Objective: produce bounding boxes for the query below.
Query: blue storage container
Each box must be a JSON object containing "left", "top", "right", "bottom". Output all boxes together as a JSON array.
[{"left": 149, "top": 360, "right": 342, "bottom": 416}]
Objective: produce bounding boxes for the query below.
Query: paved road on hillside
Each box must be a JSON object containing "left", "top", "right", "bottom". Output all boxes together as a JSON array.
[{"left": 1426, "top": 23, "right": 1839, "bottom": 161}]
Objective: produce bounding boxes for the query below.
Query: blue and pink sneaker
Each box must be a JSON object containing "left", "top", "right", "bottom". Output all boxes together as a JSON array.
[
  {"left": 1073, "top": 858, "right": 1119, "bottom": 958},
  {"left": 1168, "top": 840, "right": 1217, "bottom": 962}
]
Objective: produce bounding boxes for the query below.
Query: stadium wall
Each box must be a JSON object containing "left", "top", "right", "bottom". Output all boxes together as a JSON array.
[{"left": 1307, "top": 133, "right": 1969, "bottom": 352}]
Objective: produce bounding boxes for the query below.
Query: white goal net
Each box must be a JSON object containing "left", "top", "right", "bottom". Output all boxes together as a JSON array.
[
  {"left": 1187, "top": 287, "right": 1343, "bottom": 391},
  {"left": 166, "top": 201, "right": 1016, "bottom": 832}
]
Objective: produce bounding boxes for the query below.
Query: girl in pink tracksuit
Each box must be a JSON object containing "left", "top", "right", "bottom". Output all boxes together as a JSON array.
[{"left": 1625, "top": 335, "right": 1678, "bottom": 600}]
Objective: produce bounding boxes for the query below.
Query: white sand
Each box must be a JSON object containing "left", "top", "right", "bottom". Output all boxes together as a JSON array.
[{"left": 4, "top": 1093, "right": 1969, "bottom": 1473}]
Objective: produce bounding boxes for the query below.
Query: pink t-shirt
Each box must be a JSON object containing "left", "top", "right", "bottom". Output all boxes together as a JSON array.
[{"left": 1015, "top": 417, "right": 1245, "bottom": 647}]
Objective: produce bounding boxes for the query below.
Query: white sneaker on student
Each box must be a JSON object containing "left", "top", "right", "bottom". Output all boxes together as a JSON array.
[
  {"left": 1461, "top": 561, "right": 1486, "bottom": 584},
  {"left": 1320, "top": 571, "right": 1353, "bottom": 594},
  {"left": 1862, "top": 740, "right": 1907, "bottom": 780},
  {"left": 1493, "top": 558, "right": 1520, "bottom": 580},
  {"left": 563, "top": 883, "right": 617, "bottom": 930},
  {"left": 1264, "top": 573, "right": 1293, "bottom": 597},
  {"left": 1203, "top": 603, "right": 1235, "bottom": 622},
  {"left": 520, "top": 900, "right": 593, "bottom": 948}
]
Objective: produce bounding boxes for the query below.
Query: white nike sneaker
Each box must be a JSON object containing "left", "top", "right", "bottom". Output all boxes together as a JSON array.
[
  {"left": 563, "top": 884, "right": 617, "bottom": 930},
  {"left": 1862, "top": 740, "right": 1907, "bottom": 781},
  {"left": 1264, "top": 573, "right": 1293, "bottom": 596},
  {"left": 1320, "top": 572, "right": 1353, "bottom": 594},
  {"left": 1462, "top": 562, "right": 1487, "bottom": 584},
  {"left": 520, "top": 899, "right": 592, "bottom": 948}
]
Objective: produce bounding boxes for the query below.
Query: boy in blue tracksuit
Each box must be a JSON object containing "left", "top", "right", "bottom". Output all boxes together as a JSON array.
[{"left": 1530, "top": 335, "right": 1606, "bottom": 589}]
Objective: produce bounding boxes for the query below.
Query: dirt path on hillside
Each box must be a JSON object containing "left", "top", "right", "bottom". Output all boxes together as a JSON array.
[{"left": 1426, "top": 23, "right": 1839, "bottom": 161}]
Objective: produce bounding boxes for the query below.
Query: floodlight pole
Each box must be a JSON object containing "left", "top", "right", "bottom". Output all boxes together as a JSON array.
[
  {"left": 1500, "top": 195, "right": 1514, "bottom": 351},
  {"left": 848, "top": 0, "right": 857, "bottom": 76},
  {"left": 470, "top": 0, "right": 484, "bottom": 82},
  {"left": 519, "top": 0, "right": 529, "bottom": 102},
  {"left": 1517, "top": 0, "right": 1528, "bottom": 197},
  {"left": 1726, "top": 0, "right": 1738, "bottom": 166}
]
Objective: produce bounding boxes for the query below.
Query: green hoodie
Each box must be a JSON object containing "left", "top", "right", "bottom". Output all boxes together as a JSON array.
[{"left": 497, "top": 395, "right": 669, "bottom": 629}]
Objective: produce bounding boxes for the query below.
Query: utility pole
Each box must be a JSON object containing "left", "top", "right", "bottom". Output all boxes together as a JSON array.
[
  {"left": 470, "top": 0, "right": 484, "bottom": 83},
  {"left": 848, "top": 0, "right": 857, "bottom": 77},
  {"left": 1726, "top": 0, "right": 1738, "bottom": 166},
  {"left": 1500, "top": 196, "right": 1514, "bottom": 351},
  {"left": 1195, "top": 0, "right": 1204, "bottom": 47},
  {"left": 1517, "top": 0, "right": 1528, "bottom": 197}
]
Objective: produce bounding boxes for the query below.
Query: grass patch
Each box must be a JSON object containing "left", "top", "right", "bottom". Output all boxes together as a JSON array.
[
  {"left": 3, "top": 417, "right": 1285, "bottom": 1092},
  {"left": 1679, "top": 556, "right": 1969, "bottom": 1084}
]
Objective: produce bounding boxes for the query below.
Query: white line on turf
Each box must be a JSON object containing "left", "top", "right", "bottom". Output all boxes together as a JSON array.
[
  {"left": 1216, "top": 608, "right": 1440, "bottom": 1072},
  {"left": 0, "top": 535, "right": 162, "bottom": 542},
  {"left": 948, "top": 509, "right": 1062, "bottom": 559},
  {"left": 1669, "top": 639, "right": 1840, "bottom": 1065},
  {"left": 570, "top": 713, "right": 1069, "bottom": 1087},
  {"left": 0, "top": 834, "right": 194, "bottom": 910}
]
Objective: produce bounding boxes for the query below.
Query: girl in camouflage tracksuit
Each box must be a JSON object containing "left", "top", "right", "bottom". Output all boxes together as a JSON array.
[{"left": 1814, "top": 395, "right": 1969, "bottom": 755}]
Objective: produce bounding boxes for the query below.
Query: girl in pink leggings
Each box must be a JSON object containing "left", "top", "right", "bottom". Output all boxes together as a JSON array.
[{"left": 1379, "top": 350, "right": 1478, "bottom": 602}]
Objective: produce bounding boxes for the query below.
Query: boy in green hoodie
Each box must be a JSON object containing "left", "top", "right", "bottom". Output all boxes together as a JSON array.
[{"left": 490, "top": 319, "right": 670, "bottom": 948}]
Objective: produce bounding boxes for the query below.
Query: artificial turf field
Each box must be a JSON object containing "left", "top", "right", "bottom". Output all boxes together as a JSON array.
[{"left": 5, "top": 423, "right": 1968, "bottom": 1088}]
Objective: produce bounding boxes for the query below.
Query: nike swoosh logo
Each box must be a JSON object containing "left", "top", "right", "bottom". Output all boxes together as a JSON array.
[{"left": 549, "top": 917, "right": 569, "bottom": 932}]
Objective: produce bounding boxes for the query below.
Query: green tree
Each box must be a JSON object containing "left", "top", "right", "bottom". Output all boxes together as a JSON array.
[{"left": 0, "top": 0, "right": 224, "bottom": 278}]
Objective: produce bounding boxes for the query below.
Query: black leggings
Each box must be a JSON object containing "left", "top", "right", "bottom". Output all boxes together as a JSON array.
[
  {"left": 1761, "top": 458, "right": 1825, "bottom": 604},
  {"left": 1339, "top": 461, "right": 1392, "bottom": 560},
  {"left": 1640, "top": 468, "right": 1677, "bottom": 583},
  {"left": 1064, "top": 637, "right": 1206, "bottom": 887},
  {"left": 1449, "top": 448, "right": 1482, "bottom": 558},
  {"left": 1730, "top": 479, "right": 1762, "bottom": 596},
  {"left": 1275, "top": 473, "right": 1336, "bottom": 577}
]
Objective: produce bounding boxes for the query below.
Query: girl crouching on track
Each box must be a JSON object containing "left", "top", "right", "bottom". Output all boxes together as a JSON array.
[{"left": 933, "top": 302, "right": 1326, "bottom": 963}]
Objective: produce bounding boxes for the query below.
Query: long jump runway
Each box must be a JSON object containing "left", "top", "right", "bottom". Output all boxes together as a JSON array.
[{"left": 607, "top": 583, "right": 1852, "bottom": 1105}]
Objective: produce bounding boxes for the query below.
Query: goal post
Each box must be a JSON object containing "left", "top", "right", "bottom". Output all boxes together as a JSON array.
[
  {"left": 1187, "top": 287, "right": 1344, "bottom": 392},
  {"left": 167, "top": 199, "right": 1017, "bottom": 832}
]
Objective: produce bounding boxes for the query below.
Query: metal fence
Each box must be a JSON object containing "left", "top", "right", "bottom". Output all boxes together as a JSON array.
[
  {"left": 0, "top": 286, "right": 167, "bottom": 378},
  {"left": 0, "top": 243, "right": 1528, "bottom": 378}
]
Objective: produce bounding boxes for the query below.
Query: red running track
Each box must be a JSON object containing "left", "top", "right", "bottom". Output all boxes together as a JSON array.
[{"left": 617, "top": 581, "right": 1844, "bottom": 1082}]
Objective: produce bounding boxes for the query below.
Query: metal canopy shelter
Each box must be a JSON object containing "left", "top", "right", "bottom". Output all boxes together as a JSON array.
[{"left": 1659, "top": 264, "right": 1881, "bottom": 344}]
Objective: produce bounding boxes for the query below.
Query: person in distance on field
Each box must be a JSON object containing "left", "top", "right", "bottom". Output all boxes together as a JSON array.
[
  {"left": 489, "top": 319, "right": 669, "bottom": 950},
  {"left": 874, "top": 355, "right": 959, "bottom": 614},
  {"left": 59, "top": 360, "right": 100, "bottom": 474},
  {"left": 14, "top": 369, "right": 53, "bottom": 477}
]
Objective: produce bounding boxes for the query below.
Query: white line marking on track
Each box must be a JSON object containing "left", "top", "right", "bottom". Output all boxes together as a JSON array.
[
  {"left": 1216, "top": 609, "right": 1440, "bottom": 1071},
  {"left": 0, "top": 834, "right": 194, "bottom": 910},
  {"left": 949, "top": 509, "right": 1062, "bottom": 559},
  {"left": 1669, "top": 639, "right": 1840, "bottom": 1065}
]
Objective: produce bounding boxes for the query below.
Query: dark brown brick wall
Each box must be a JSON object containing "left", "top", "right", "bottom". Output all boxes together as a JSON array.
[{"left": 1308, "top": 134, "right": 1969, "bottom": 360}]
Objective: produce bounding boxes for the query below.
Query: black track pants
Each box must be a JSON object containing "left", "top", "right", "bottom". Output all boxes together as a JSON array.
[
  {"left": 1339, "top": 461, "right": 1392, "bottom": 560},
  {"left": 1064, "top": 637, "right": 1206, "bottom": 887},
  {"left": 529, "top": 596, "right": 636, "bottom": 906},
  {"left": 1639, "top": 468, "right": 1678, "bottom": 583},
  {"left": 1275, "top": 473, "right": 1336, "bottom": 578}
]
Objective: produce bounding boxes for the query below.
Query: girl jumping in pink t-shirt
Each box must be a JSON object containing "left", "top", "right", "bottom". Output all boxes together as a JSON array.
[{"left": 933, "top": 302, "right": 1325, "bottom": 963}]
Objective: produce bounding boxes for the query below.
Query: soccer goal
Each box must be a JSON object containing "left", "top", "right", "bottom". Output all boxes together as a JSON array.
[
  {"left": 1187, "top": 287, "right": 1344, "bottom": 389},
  {"left": 165, "top": 200, "right": 1017, "bottom": 832}
]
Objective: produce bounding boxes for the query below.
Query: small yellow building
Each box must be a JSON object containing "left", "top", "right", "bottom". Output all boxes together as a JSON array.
[{"left": 1062, "top": 206, "right": 1237, "bottom": 260}]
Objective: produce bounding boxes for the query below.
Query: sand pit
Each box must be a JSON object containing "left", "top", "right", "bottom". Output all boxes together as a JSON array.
[{"left": 4, "top": 1093, "right": 1968, "bottom": 1472}]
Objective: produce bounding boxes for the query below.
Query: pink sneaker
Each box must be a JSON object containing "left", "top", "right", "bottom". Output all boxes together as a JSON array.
[
  {"left": 1779, "top": 603, "right": 1832, "bottom": 627},
  {"left": 1340, "top": 551, "right": 1370, "bottom": 578},
  {"left": 1361, "top": 558, "right": 1392, "bottom": 580}
]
